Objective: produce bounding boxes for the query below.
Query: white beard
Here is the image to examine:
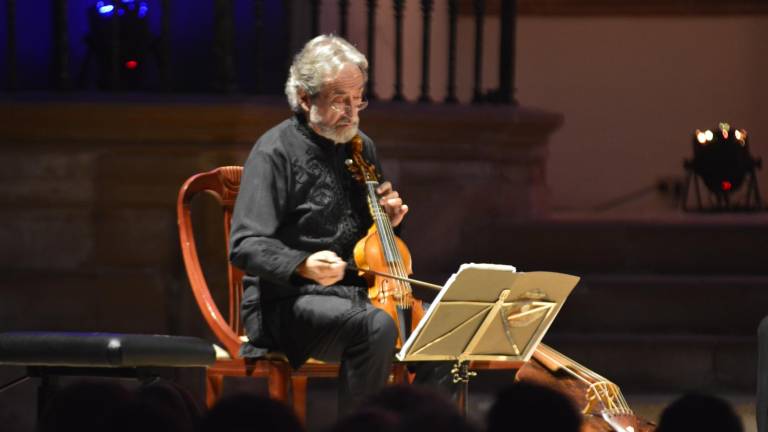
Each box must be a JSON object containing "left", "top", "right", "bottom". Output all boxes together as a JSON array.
[{"left": 309, "top": 106, "right": 359, "bottom": 144}]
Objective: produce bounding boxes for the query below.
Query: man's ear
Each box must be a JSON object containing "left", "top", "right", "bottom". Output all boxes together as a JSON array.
[{"left": 298, "top": 91, "right": 311, "bottom": 113}]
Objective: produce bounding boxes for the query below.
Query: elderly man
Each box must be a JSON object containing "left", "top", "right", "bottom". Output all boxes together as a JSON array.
[{"left": 229, "top": 35, "right": 409, "bottom": 410}]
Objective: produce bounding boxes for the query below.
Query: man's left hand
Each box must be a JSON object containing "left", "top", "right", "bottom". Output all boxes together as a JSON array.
[{"left": 377, "top": 181, "right": 409, "bottom": 227}]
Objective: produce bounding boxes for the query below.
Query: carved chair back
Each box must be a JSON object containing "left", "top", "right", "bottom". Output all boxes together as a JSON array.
[{"left": 177, "top": 166, "right": 245, "bottom": 357}]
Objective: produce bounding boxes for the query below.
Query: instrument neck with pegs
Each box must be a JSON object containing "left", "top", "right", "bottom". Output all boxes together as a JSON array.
[{"left": 345, "top": 135, "right": 414, "bottom": 309}]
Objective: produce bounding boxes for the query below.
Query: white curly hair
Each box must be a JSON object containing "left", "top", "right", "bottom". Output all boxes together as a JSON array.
[{"left": 285, "top": 35, "right": 368, "bottom": 113}]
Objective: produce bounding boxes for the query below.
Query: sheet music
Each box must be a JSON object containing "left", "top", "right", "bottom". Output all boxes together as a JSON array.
[
  {"left": 396, "top": 264, "right": 578, "bottom": 363},
  {"left": 396, "top": 263, "right": 517, "bottom": 361}
]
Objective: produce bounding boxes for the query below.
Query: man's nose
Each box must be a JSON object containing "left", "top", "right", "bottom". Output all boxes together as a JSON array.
[
  {"left": 339, "top": 106, "right": 359, "bottom": 119},
  {"left": 342, "top": 104, "right": 359, "bottom": 116}
]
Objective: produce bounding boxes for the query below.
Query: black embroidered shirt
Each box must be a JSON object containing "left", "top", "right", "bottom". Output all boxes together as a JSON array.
[{"left": 230, "top": 115, "right": 381, "bottom": 365}]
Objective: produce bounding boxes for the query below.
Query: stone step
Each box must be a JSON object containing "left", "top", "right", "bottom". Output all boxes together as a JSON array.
[
  {"left": 541, "top": 333, "right": 756, "bottom": 393},
  {"left": 459, "top": 214, "right": 768, "bottom": 276},
  {"left": 552, "top": 274, "right": 768, "bottom": 336},
  {"left": 0, "top": 269, "right": 189, "bottom": 335}
]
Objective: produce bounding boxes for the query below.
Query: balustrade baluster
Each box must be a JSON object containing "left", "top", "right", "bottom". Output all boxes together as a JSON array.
[
  {"left": 6, "top": 0, "right": 17, "bottom": 91},
  {"left": 392, "top": 0, "right": 405, "bottom": 101},
  {"left": 444, "top": 0, "right": 458, "bottom": 103},
  {"left": 366, "top": 0, "right": 377, "bottom": 100},
  {"left": 472, "top": 0, "right": 485, "bottom": 103},
  {"left": 496, "top": 0, "right": 516, "bottom": 104},
  {"left": 283, "top": 0, "right": 293, "bottom": 72},
  {"left": 52, "top": 0, "right": 71, "bottom": 90},
  {"left": 108, "top": 0, "right": 120, "bottom": 90},
  {"left": 159, "top": 0, "right": 171, "bottom": 91},
  {"left": 253, "top": 0, "right": 264, "bottom": 93},
  {"left": 310, "top": 0, "right": 321, "bottom": 36},
  {"left": 418, "top": 0, "right": 433, "bottom": 102},
  {"left": 214, "top": 0, "right": 237, "bottom": 92},
  {"left": 339, "top": 0, "right": 349, "bottom": 38}
]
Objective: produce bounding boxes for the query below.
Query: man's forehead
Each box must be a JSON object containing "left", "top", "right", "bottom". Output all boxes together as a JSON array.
[{"left": 323, "top": 64, "right": 364, "bottom": 95}]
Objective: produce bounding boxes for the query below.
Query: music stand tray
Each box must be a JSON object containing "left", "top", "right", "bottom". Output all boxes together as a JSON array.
[{"left": 396, "top": 263, "right": 580, "bottom": 411}]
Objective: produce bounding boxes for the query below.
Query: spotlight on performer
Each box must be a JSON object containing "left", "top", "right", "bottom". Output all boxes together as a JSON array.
[
  {"left": 683, "top": 122, "right": 763, "bottom": 211},
  {"left": 84, "top": 0, "right": 152, "bottom": 90}
]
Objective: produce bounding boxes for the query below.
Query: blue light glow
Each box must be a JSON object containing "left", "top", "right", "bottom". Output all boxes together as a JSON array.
[
  {"left": 98, "top": 4, "right": 115, "bottom": 15},
  {"left": 138, "top": 2, "right": 148, "bottom": 18},
  {"left": 121, "top": 0, "right": 135, "bottom": 3}
]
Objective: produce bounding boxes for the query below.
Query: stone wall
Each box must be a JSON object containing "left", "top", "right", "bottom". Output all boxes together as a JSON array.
[
  {"left": 2, "top": 98, "right": 766, "bottom": 397},
  {"left": 0, "top": 99, "right": 561, "bottom": 339}
]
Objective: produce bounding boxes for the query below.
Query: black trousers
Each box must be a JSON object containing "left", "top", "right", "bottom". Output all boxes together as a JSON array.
[
  {"left": 285, "top": 294, "right": 455, "bottom": 414},
  {"left": 289, "top": 295, "right": 397, "bottom": 412}
]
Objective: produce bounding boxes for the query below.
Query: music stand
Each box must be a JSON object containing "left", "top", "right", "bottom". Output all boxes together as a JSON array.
[{"left": 397, "top": 263, "right": 580, "bottom": 413}]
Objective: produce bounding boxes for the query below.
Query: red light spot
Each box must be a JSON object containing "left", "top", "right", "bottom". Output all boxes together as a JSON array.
[
  {"left": 125, "top": 60, "right": 138, "bottom": 70},
  {"left": 721, "top": 181, "right": 732, "bottom": 191}
]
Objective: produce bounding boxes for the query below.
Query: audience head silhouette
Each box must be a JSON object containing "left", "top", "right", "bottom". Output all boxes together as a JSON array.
[
  {"left": 39, "top": 380, "right": 132, "bottom": 432},
  {"left": 39, "top": 379, "right": 203, "bottom": 432},
  {"left": 200, "top": 393, "right": 304, "bottom": 432},
  {"left": 657, "top": 393, "right": 743, "bottom": 432},
  {"left": 326, "top": 407, "right": 399, "bottom": 432},
  {"left": 44, "top": 377, "right": 747, "bottom": 432},
  {"left": 108, "top": 380, "right": 202, "bottom": 432},
  {"left": 357, "top": 385, "right": 476, "bottom": 432},
  {"left": 487, "top": 382, "right": 581, "bottom": 432}
]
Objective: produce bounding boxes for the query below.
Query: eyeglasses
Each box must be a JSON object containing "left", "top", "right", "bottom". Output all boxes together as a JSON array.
[{"left": 329, "top": 99, "right": 369, "bottom": 115}]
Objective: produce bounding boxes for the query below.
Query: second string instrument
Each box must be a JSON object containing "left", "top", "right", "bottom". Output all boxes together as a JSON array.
[{"left": 345, "top": 135, "right": 425, "bottom": 348}]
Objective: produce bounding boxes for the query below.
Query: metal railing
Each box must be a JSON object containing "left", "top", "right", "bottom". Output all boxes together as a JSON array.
[{"left": 3, "top": 0, "right": 517, "bottom": 104}]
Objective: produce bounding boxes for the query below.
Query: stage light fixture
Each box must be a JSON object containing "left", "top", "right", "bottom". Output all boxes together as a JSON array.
[
  {"left": 683, "top": 122, "right": 763, "bottom": 211},
  {"left": 97, "top": 3, "right": 115, "bottom": 15},
  {"left": 83, "top": 0, "right": 153, "bottom": 90}
]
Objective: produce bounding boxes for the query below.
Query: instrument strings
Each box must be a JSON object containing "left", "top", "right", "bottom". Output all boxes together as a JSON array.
[
  {"left": 536, "top": 345, "right": 632, "bottom": 414},
  {"left": 366, "top": 181, "right": 412, "bottom": 308}
]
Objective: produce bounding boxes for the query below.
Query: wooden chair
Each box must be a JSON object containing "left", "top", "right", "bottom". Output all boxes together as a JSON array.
[
  {"left": 176, "top": 166, "right": 339, "bottom": 421},
  {"left": 177, "top": 166, "right": 521, "bottom": 418}
]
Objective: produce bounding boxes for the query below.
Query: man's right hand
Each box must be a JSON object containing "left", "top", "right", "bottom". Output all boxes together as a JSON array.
[{"left": 296, "top": 250, "right": 347, "bottom": 286}]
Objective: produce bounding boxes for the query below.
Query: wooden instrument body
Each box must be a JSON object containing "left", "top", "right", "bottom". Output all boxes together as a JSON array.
[
  {"left": 346, "top": 136, "right": 425, "bottom": 347},
  {"left": 517, "top": 346, "right": 656, "bottom": 432},
  {"left": 353, "top": 226, "right": 413, "bottom": 302}
]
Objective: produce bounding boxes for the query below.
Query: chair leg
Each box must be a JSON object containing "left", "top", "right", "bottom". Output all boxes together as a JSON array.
[
  {"left": 267, "top": 362, "right": 290, "bottom": 403},
  {"left": 291, "top": 376, "right": 309, "bottom": 424},
  {"left": 206, "top": 373, "right": 224, "bottom": 408},
  {"left": 390, "top": 363, "right": 408, "bottom": 384}
]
